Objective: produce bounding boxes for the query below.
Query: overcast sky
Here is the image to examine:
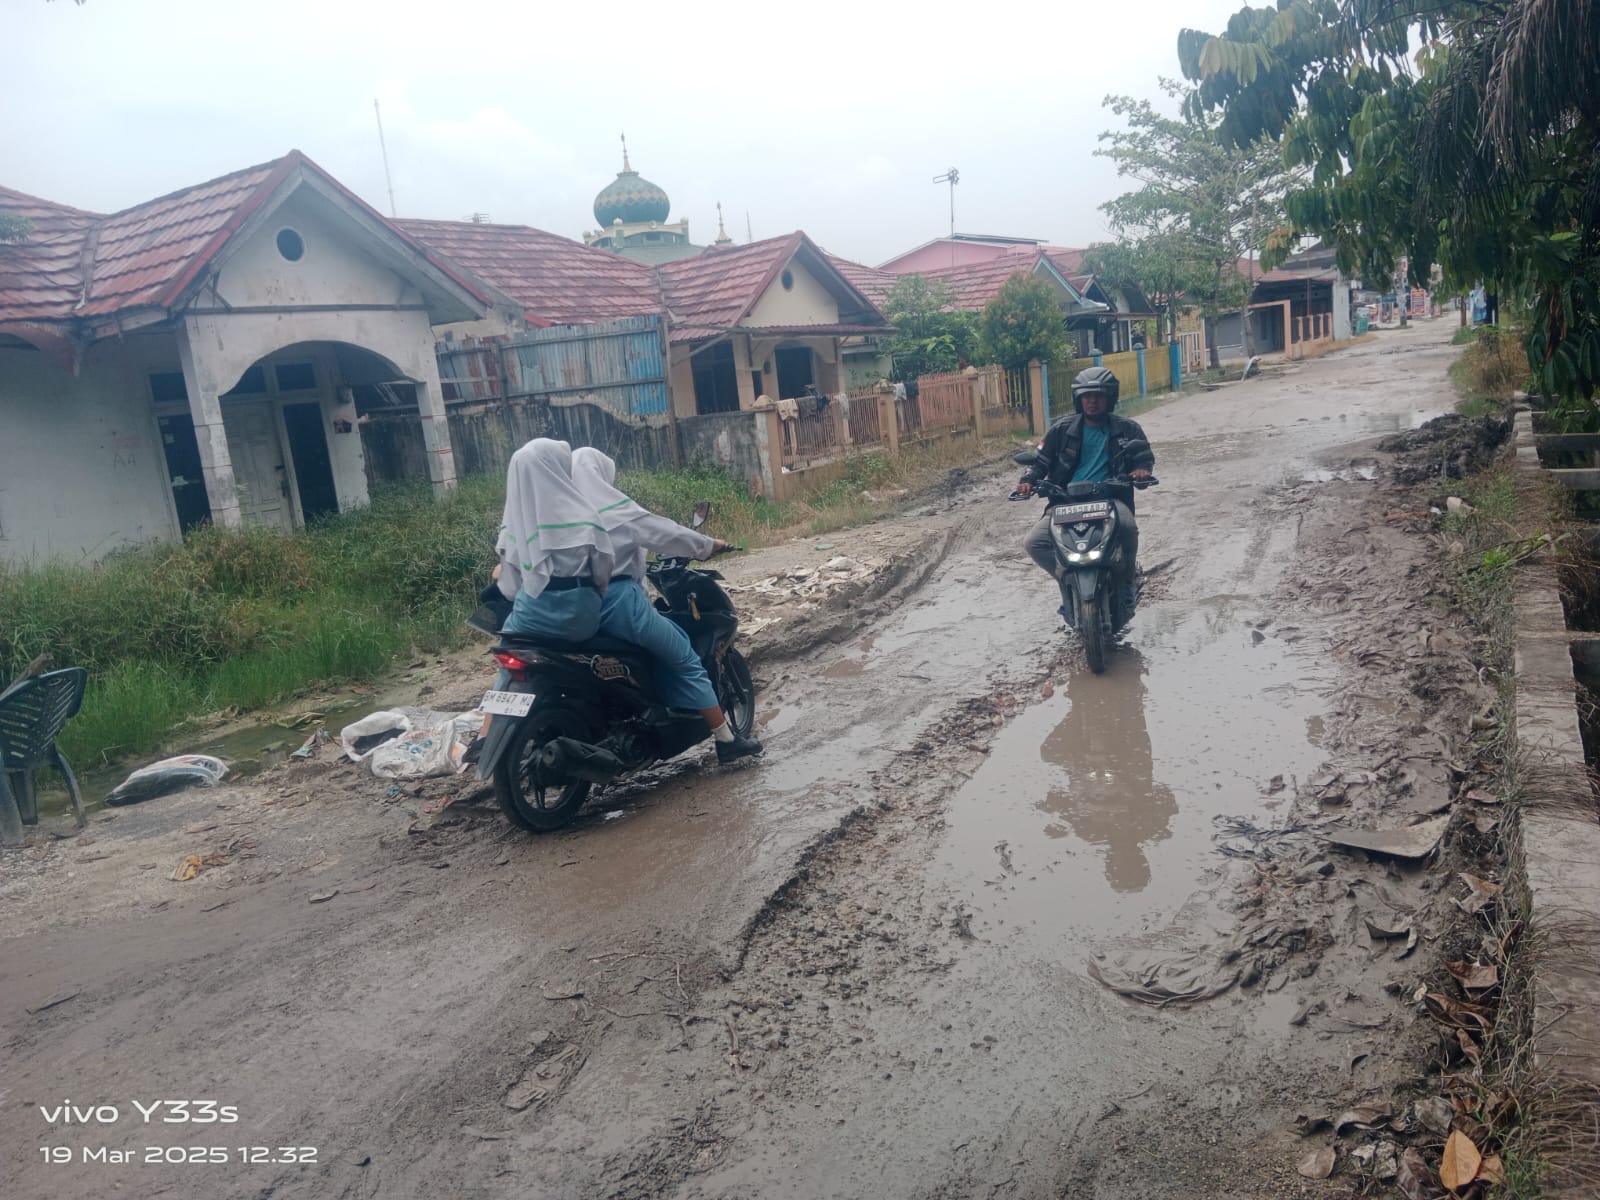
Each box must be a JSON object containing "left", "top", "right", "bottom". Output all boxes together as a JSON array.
[{"left": 4, "top": 0, "right": 1258, "bottom": 267}]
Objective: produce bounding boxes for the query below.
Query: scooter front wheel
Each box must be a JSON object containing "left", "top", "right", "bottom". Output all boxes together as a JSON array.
[
  {"left": 495, "top": 706, "right": 596, "bottom": 833},
  {"left": 1080, "top": 596, "right": 1107, "bottom": 674}
]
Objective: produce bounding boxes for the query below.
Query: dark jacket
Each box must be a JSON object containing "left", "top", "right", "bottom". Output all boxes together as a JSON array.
[{"left": 1024, "top": 413, "right": 1156, "bottom": 494}]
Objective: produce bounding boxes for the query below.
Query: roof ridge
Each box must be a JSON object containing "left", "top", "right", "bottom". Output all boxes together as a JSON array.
[
  {"left": 97, "top": 152, "right": 298, "bottom": 221},
  {"left": 0, "top": 184, "right": 103, "bottom": 218}
]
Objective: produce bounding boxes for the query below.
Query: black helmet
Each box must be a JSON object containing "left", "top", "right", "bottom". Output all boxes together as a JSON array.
[{"left": 1071, "top": 365, "right": 1120, "bottom": 413}]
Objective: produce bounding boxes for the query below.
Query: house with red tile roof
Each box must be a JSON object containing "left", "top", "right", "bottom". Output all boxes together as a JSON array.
[
  {"left": 876, "top": 235, "right": 1160, "bottom": 357},
  {"left": 398, "top": 221, "right": 890, "bottom": 420},
  {"left": 0, "top": 151, "right": 487, "bottom": 563}
]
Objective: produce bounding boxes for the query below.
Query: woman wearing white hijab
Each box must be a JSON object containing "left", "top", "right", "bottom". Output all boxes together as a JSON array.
[
  {"left": 495, "top": 438, "right": 614, "bottom": 641},
  {"left": 571, "top": 447, "right": 762, "bottom": 764}
]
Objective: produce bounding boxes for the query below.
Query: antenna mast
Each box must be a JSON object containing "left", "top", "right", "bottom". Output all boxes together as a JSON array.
[
  {"left": 374, "top": 99, "right": 397, "bottom": 218},
  {"left": 932, "top": 167, "right": 959, "bottom": 237}
]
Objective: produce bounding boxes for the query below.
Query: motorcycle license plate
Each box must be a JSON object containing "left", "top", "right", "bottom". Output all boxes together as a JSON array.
[
  {"left": 1053, "top": 503, "right": 1110, "bottom": 524},
  {"left": 480, "top": 690, "right": 535, "bottom": 717}
]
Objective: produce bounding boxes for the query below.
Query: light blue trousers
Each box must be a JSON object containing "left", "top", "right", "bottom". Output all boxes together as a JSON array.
[
  {"left": 598, "top": 577, "right": 718, "bottom": 710},
  {"left": 494, "top": 586, "right": 603, "bottom": 690}
]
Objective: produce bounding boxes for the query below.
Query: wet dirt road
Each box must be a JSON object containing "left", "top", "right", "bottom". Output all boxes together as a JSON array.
[{"left": 2, "top": 322, "right": 1470, "bottom": 1199}]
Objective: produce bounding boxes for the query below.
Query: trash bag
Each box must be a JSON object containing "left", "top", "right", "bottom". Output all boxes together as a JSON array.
[
  {"left": 106, "top": 754, "right": 229, "bottom": 807},
  {"left": 339, "top": 711, "right": 411, "bottom": 762},
  {"left": 367, "top": 712, "right": 482, "bottom": 780},
  {"left": 341, "top": 708, "right": 482, "bottom": 780}
]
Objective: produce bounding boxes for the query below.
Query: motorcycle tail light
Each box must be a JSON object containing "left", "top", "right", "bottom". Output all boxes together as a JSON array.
[{"left": 493, "top": 652, "right": 531, "bottom": 671}]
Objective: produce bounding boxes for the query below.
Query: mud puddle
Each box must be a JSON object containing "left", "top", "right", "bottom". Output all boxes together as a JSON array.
[{"left": 934, "top": 601, "right": 1331, "bottom": 944}]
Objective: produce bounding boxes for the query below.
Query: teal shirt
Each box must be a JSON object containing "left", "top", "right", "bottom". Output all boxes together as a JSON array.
[{"left": 1071, "top": 422, "right": 1111, "bottom": 483}]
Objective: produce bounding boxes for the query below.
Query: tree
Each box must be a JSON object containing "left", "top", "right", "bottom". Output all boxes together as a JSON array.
[
  {"left": 1179, "top": 0, "right": 1600, "bottom": 418},
  {"left": 1095, "top": 80, "right": 1301, "bottom": 367},
  {"left": 977, "top": 274, "right": 1067, "bottom": 370},
  {"left": 881, "top": 274, "right": 977, "bottom": 380},
  {"left": 1083, "top": 232, "right": 1201, "bottom": 344}
]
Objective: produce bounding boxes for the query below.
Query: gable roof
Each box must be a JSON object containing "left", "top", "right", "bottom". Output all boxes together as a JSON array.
[
  {"left": 825, "top": 253, "right": 897, "bottom": 309},
  {"left": 395, "top": 219, "right": 663, "bottom": 326},
  {"left": 0, "top": 152, "right": 487, "bottom": 339},
  {"left": 0, "top": 187, "right": 101, "bottom": 325},
  {"left": 914, "top": 251, "right": 1106, "bottom": 317},
  {"left": 877, "top": 233, "right": 1047, "bottom": 272},
  {"left": 656, "top": 232, "right": 886, "bottom": 344}
]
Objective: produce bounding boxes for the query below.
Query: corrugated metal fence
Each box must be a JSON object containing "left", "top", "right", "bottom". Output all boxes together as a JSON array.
[{"left": 503, "top": 315, "right": 669, "bottom": 418}]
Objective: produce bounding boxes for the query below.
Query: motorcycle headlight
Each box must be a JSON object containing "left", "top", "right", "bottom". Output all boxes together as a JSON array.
[
  {"left": 1066, "top": 552, "right": 1083, "bottom": 563},
  {"left": 1087, "top": 549, "right": 1103, "bottom": 561}
]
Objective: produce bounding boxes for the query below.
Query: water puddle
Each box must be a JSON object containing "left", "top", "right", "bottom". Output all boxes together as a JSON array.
[
  {"left": 39, "top": 694, "right": 390, "bottom": 824},
  {"left": 934, "top": 602, "right": 1331, "bottom": 945}
]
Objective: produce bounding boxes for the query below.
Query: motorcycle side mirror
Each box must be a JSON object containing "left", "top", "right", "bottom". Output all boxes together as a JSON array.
[
  {"left": 692, "top": 502, "right": 711, "bottom": 529},
  {"left": 1013, "top": 450, "right": 1044, "bottom": 469}
]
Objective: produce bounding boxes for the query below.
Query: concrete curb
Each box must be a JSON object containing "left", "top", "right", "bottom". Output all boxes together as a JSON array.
[{"left": 1510, "top": 410, "right": 1600, "bottom": 1089}]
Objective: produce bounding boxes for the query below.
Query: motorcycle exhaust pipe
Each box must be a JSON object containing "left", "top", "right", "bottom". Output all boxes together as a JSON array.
[{"left": 539, "top": 736, "right": 627, "bottom": 784}]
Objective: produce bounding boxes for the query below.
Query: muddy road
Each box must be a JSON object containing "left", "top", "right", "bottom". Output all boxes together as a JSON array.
[{"left": 3, "top": 321, "right": 1486, "bottom": 1199}]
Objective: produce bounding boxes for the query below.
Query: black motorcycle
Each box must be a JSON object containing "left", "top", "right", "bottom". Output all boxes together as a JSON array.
[
  {"left": 1012, "top": 448, "right": 1158, "bottom": 674},
  {"left": 474, "top": 555, "right": 756, "bottom": 832}
]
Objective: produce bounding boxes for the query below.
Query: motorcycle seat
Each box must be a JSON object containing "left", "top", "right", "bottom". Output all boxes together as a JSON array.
[{"left": 498, "top": 633, "right": 645, "bottom": 658}]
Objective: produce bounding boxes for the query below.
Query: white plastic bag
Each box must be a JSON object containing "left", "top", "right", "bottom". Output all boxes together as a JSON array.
[
  {"left": 340, "top": 710, "right": 411, "bottom": 763},
  {"left": 367, "top": 711, "right": 482, "bottom": 780},
  {"left": 106, "top": 754, "right": 229, "bottom": 806}
]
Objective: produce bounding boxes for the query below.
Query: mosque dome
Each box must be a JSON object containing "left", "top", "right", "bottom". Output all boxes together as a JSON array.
[{"left": 594, "top": 145, "right": 671, "bottom": 226}]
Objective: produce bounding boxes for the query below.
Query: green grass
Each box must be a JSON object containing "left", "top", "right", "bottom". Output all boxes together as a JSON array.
[{"left": 6, "top": 438, "right": 1014, "bottom": 769}]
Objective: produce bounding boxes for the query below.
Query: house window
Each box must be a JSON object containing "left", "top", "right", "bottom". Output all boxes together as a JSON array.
[
  {"left": 274, "top": 362, "right": 317, "bottom": 391},
  {"left": 225, "top": 365, "right": 268, "bottom": 396},
  {"left": 276, "top": 228, "right": 305, "bottom": 262},
  {"left": 149, "top": 371, "right": 188, "bottom": 404},
  {"left": 775, "top": 346, "right": 814, "bottom": 399},
  {"left": 780, "top": 269, "right": 795, "bottom": 291},
  {"left": 690, "top": 342, "right": 740, "bottom": 415}
]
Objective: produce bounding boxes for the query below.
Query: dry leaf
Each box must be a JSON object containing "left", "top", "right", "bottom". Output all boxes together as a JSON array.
[
  {"left": 1425, "top": 992, "right": 1495, "bottom": 1033},
  {"left": 1465, "top": 788, "right": 1500, "bottom": 804},
  {"left": 1397, "top": 1148, "right": 1431, "bottom": 1200},
  {"left": 169, "top": 855, "right": 204, "bottom": 882},
  {"left": 308, "top": 890, "right": 339, "bottom": 904},
  {"left": 1456, "top": 873, "right": 1504, "bottom": 915},
  {"left": 1297, "top": 1145, "right": 1336, "bottom": 1179},
  {"left": 1294, "top": 1114, "right": 1333, "bottom": 1137},
  {"left": 1335, "top": 1102, "right": 1393, "bottom": 1133},
  {"left": 1447, "top": 960, "right": 1500, "bottom": 991},
  {"left": 1416, "top": 1096, "right": 1455, "bottom": 1135},
  {"left": 1440, "top": 1130, "right": 1482, "bottom": 1191},
  {"left": 1476, "top": 1154, "right": 1506, "bottom": 1185},
  {"left": 1366, "top": 918, "right": 1412, "bottom": 941},
  {"left": 1457, "top": 1027, "right": 1483, "bottom": 1066}
]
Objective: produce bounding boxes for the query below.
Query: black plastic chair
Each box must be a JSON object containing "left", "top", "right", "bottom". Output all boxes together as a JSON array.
[{"left": 0, "top": 667, "right": 88, "bottom": 832}]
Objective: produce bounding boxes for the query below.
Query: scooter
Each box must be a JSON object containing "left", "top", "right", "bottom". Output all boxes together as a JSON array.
[
  {"left": 474, "top": 553, "right": 756, "bottom": 833},
  {"left": 1011, "top": 447, "right": 1158, "bottom": 674}
]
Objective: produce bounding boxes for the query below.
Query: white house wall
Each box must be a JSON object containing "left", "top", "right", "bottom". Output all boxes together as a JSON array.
[
  {"left": 0, "top": 336, "right": 179, "bottom": 564},
  {"left": 743, "top": 259, "right": 840, "bottom": 328},
  {"left": 214, "top": 191, "right": 425, "bottom": 312}
]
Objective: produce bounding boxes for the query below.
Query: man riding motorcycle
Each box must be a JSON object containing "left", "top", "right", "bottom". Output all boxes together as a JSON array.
[{"left": 1015, "top": 365, "right": 1155, "bottom": 618}]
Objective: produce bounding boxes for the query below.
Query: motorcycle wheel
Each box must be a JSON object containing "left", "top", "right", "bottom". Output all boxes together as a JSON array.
[
  {"left": 494, "top": 706, "right": 596, "bottom": 833},
  {"left": 1080, "top": 597, "right": 1107, "bottom": 674},
  {"left": 718, "top": 648, "right": 757, "bottom": 739}
]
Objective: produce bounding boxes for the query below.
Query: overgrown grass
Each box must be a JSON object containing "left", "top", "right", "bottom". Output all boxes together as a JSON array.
[
  {"left": 1451, "top": 325, "right": 1529, "bottom": 418},
  {"left": 4, "top": 436, "right": 1017, "bottom": 768},
  {"left": 1435, "top": 458, "right": 1600, "bottom": 1198}
]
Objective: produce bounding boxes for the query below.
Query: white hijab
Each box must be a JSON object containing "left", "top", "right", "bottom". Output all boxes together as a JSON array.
[
  {"left": 570, "top": 447, "right": 648, "bottom": 530},
  {"left": 496, "top": 438, "right": 614, "bottom": 600}
]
